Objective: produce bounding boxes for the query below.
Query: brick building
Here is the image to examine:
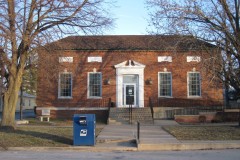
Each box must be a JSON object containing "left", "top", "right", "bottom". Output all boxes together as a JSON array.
[{"left": 36, "top": 35, "right": 223, "bottom": 119}]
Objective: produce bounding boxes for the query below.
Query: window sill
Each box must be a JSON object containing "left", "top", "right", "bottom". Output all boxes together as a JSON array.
[
  {"left": 58, "top": 97, "right": 73, "bottom": 99},
  {"left": 158, "top": 96, "right": 173, "bottom": 98},
  {"left": 87, "top": 97, "right": 102, "bottom": 99},
  {"left": 187, "top": 96, "right": 202, "bottom": 99}
]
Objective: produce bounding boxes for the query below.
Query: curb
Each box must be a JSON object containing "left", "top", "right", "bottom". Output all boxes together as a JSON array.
[
  {"left": 6, "top": 146, "right": 137, "bottom": 152},
  {"left": 137, "top": 141, "right": 240, "bottom": 151},
  {"left": 4, "top": 141, "right": 240, "bottom": 152}
]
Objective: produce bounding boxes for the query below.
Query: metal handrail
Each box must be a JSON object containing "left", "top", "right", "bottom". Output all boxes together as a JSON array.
[{"left": 149, "top": 97, "right": 154, "bottom": 119}]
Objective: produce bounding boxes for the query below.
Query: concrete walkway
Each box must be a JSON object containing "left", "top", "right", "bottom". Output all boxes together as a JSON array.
[
  {"left": 96, "top": 124, "right": 137, "bottom": 151},
  {"left": 97, "top": 120, "right": 179, "bottom": 144},
  {"left": 96, "top": 120, "right": 240, "bottom": 151}
]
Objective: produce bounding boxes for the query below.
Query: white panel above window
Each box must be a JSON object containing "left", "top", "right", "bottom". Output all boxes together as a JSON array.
[
  {"left": 158, "top": 56, "right": 172, "bottom": 62},
  {"left": 59, "top": 57, "right": 73, "bottom": 63},
  {"left": 187, "top": 56, "right": 201, "bottom": 62},
  {"left": 88, "top": 57, "right": 102, "bottom": 63}
]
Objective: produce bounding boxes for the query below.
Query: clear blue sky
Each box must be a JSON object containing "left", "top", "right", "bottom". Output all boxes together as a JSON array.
[{"left": 107, "top": 0, "right": 149, "bottom": 35}]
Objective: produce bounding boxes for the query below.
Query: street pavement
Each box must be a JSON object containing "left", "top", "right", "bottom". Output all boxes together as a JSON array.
[{"left": 0, "top": 149, "right": 240, "bottom": 160}]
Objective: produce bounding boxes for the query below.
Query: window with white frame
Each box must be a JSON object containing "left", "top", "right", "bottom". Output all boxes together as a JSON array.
[
  {"left": 188, "top": 72, "right": 201, "bottom": 97},
  {"left": 59, "top": 73, "right": 72, "bottom": 98},
  {"left": 88, "top": 73, "right": 102, "bottom": 98},
  {"left": 159, "top": 72, "right": 172, "bottom": 97}
]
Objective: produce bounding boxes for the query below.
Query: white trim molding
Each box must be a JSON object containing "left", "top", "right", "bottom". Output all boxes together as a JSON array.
[
  {"left": 114, "top": 60, "right": 145, "bottom": 108},
  {"left": 158, "top": 56, "right": 172, "bottom": 62},
  {"left": 88, "top": 57, "right": 102, "bottom": 62},
  {"left": 187, "top": 56, "right": 201, "bottom": 62},
  {"left": 59, "top": 57, "right": 73, "bottom": 63}
]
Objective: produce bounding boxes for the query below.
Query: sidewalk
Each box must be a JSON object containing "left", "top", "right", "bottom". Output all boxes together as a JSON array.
[
  {"left": 96, "top": 120, "right": 240, "bottom": 151},
  {"left": 96, "top": 124, "right": 137, "bottom": 151}
]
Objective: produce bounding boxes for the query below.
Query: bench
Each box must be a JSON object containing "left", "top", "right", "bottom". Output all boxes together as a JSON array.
[{"left": 39, "top": 109, "right": 51, "bottom": 122}]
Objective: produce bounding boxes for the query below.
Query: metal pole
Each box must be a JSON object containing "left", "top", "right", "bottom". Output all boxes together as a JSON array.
[
  {"left": 129, "top": 104, "right": 132, "bottom": 124},
  {"left": 238, "top": 103, "right": 240, "bottom": 127},
  {"left": 131, "top": 104, "right": 132, "bottom": 124},
  {"left": 129, "top": 104, "right": 130, "bottom": 124},
  {"left": 237, "top": 102, "right": 240, "bottom": 127},
  {"left": 137, "top": 121, "right": 140, "bottom": 143}
]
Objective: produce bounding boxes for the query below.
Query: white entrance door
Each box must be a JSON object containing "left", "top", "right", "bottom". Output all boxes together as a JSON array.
[{"left": 123, "top": 83, "right": 136, "bottom": 107}]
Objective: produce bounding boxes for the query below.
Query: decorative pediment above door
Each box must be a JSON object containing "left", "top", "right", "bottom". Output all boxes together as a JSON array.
[{"left": 114, "top": 60, "right": 145, "bottom": 68}]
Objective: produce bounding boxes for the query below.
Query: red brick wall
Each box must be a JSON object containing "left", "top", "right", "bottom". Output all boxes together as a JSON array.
[{"left": 37, "top": 49, "right": 223, "bottom": 110}]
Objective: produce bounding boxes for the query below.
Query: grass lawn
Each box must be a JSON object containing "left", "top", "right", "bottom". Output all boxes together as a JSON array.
[
  {"left": 163, "top": 126, "right": 240, "bottom": 141},
  {"left": 0, "top": 125, "right": 103, "bottom": 149}
]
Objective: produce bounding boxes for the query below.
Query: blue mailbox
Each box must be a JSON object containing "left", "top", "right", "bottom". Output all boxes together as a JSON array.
[{"left": 73, "top": 114, "right": 96, "bottom": 146}]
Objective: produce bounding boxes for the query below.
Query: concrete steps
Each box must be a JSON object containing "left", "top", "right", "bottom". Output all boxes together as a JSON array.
[{"left": 108, "top": 108, "right": 154, "bottom": 125}]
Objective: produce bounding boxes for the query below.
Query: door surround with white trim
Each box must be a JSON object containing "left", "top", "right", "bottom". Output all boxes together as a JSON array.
[{"left": 115, "top": 60, "right": 145, "bottom": 108}]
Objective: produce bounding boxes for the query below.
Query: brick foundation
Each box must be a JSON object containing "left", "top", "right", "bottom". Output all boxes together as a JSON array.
[
  {"left": 36, "top": 108, "right": 109, "bottom": 123},
  {"left": 174, "top": 115, "right": 200, "bottom": 123},
  {"left": 175, "top": 111, "right": 240, "bottom": 123},
  {"left": 216, "top": 112, "right": 240, "bottom": 122}
]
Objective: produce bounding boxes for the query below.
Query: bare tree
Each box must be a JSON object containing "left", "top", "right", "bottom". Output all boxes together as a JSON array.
[
  {"left": 147, "top": 0, "right": 240, "bottom": 95},
  {"left": 0, "top": 0, "right": 113, "bottom": 129}
]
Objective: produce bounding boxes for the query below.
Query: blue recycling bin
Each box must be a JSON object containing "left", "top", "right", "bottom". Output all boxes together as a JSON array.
[{"left": 73, "top": 114, "right": 96, "bottom": 146}]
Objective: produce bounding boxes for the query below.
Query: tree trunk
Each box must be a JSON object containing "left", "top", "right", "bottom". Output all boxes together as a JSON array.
[
  {"left": 1, "top": 75, "right": 23, "bottom": 129},
  {"left": 1, "top": 91, "right": 20, "bottom": 129}
]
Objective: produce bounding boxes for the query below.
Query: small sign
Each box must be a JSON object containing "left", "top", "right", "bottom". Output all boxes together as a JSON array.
[
  {"left": 88, "top": 57, "right": 102, "bottom": 62},
  {"left": 42, "top": 109, "right": 50, "bottom": 116},
  {"left": 128, "top": 89, "right": 133, "bottom": 95},
  {"left": 59, "top": 57, "right": 73, "bottom": 63},
  {"left": 187, "top": 56, "right": 201, "bottom": 62},
  {"left": 80, "top": 129, "right": 87, "bottom": 136},
  {"left": 158, "top": 56, "right": 172, "bottom": 62}
]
